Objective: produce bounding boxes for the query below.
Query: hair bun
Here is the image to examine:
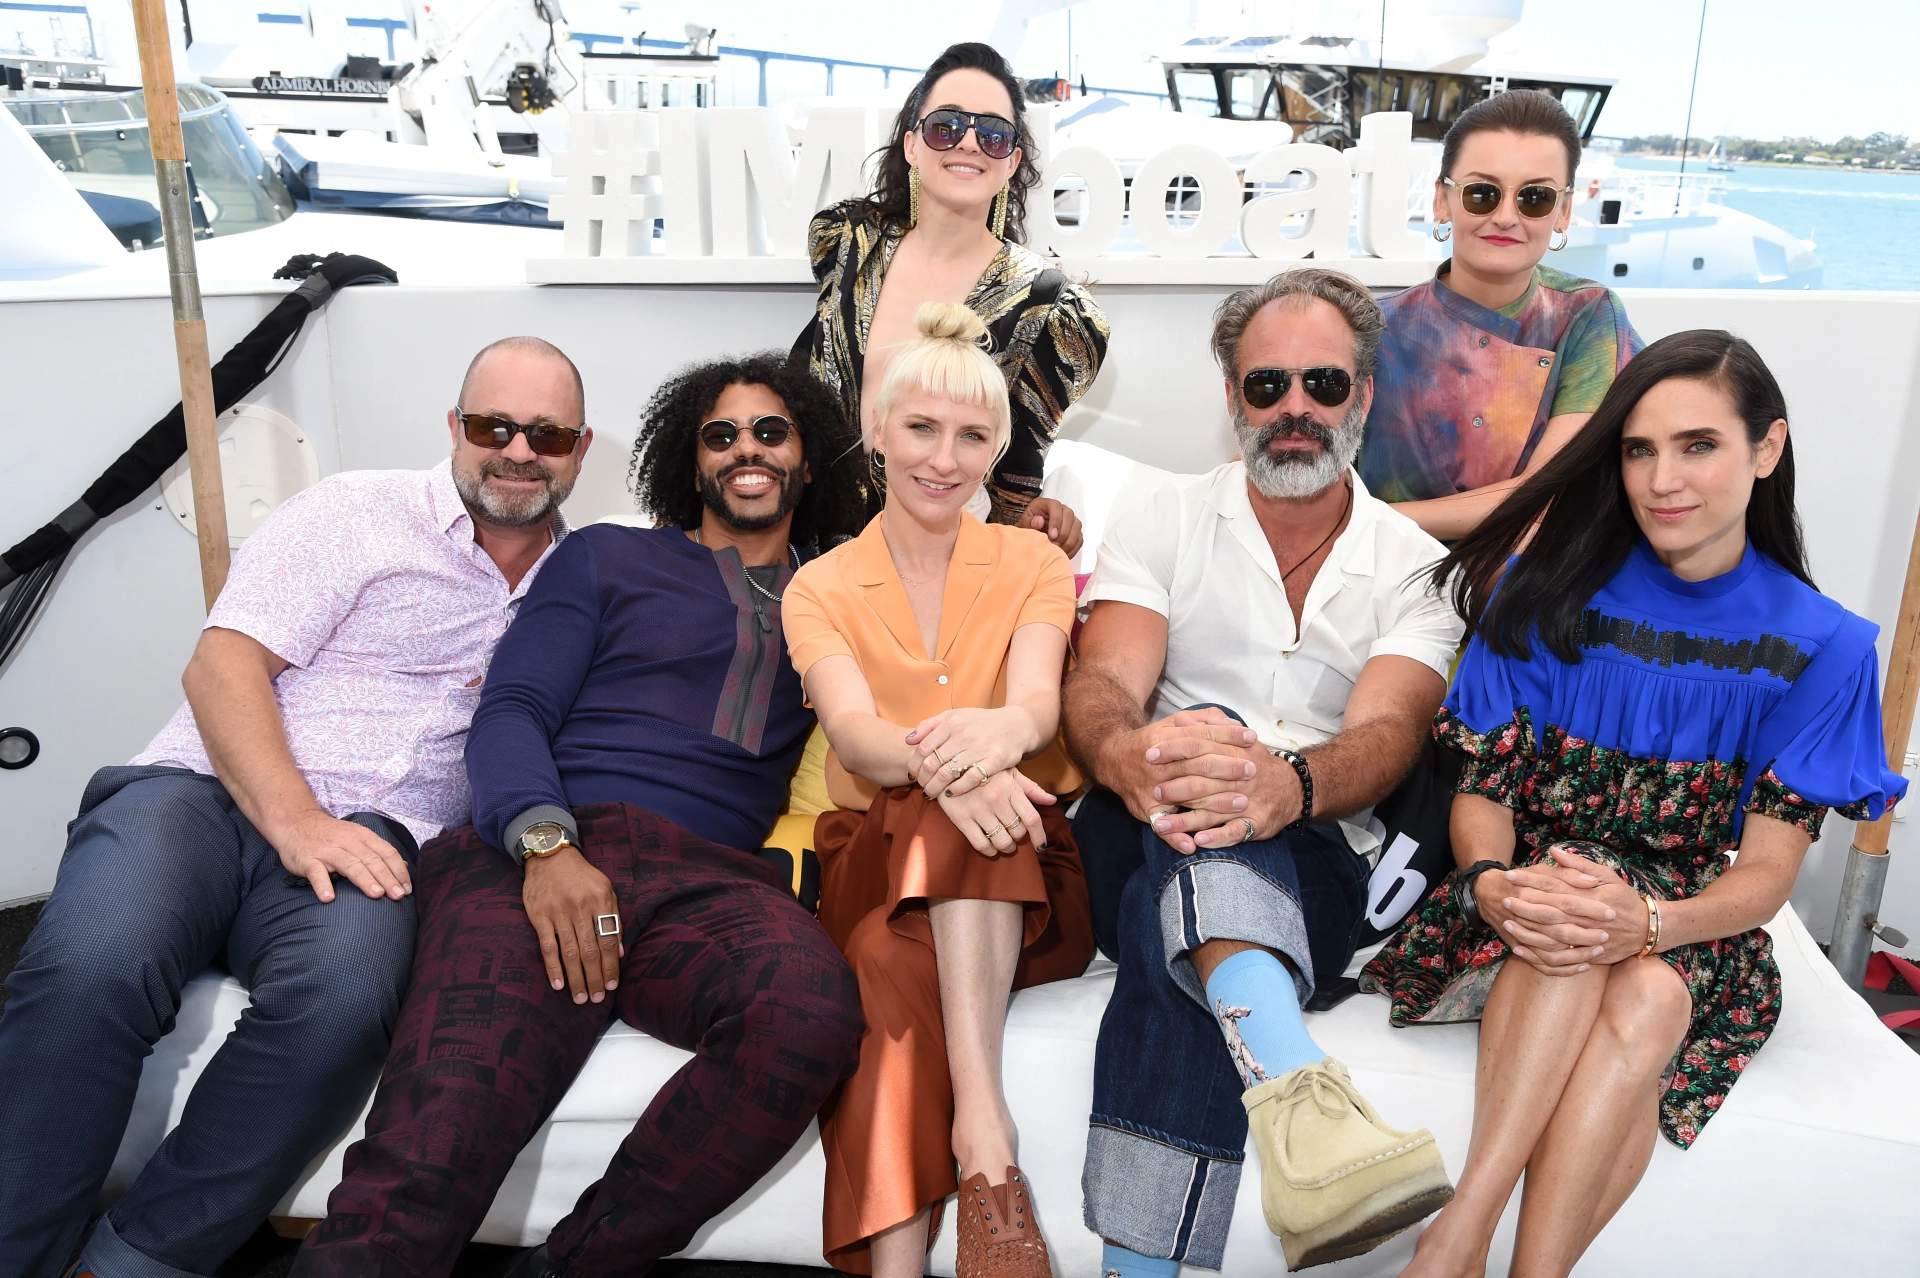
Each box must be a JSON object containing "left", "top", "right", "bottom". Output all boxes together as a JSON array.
[{"left": 914, "top": 301, "right": 989, "bottom": 346}]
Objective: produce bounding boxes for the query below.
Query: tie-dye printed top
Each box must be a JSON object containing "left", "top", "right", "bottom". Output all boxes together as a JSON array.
[{"left": 1361, "top": 262, "right": 1642, "bottom": 503}]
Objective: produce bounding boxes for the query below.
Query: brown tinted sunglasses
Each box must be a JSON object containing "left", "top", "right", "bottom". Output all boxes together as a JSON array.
[{"left": 455, "top": 408, "right": 584, "bottom": 457}]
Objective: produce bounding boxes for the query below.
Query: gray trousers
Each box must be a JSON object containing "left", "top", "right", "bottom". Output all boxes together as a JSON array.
[{"left": 0, "top": 766, "right": 418, "bottom": 1278}]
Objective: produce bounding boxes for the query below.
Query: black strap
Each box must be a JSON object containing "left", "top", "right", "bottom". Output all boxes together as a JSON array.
[{"left": 0, "top": 252, "right": 396, "bottom": 589}]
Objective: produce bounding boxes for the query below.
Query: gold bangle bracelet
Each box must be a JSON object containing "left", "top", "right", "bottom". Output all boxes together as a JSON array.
[{"left": 1638, "top": 893, "right": 1663, "bottom": 957}]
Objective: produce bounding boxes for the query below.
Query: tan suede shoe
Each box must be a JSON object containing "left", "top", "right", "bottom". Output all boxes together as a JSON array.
[
  {"left": 955, "top": 1165, "right": 1054, "bottom": 1278},
  {"left": 1242, "top": 1057, "right": 1454, "bottom": 1270}
]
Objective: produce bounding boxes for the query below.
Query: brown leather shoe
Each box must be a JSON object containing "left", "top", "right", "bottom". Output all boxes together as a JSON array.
[{"left": 955, "top": 1165, "right": 1053, "bottom": 1278}]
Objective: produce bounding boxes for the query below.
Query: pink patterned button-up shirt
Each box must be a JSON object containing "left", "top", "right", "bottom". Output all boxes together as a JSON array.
[{"left": 135, "top": 459, "right": 566, "bottom": 843}]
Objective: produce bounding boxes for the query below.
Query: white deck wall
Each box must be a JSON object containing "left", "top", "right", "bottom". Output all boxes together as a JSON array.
[{"left": 2, "top": 282, "right": 1917, "bottom": 957}]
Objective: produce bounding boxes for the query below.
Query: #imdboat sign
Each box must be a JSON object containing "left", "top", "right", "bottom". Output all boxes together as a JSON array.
[{"left": 527, "top": 107, "right": 1440, "bottom": 287}]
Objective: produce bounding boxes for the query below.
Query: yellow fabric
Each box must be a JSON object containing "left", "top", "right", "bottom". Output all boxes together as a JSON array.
[
  {"left": 766, "top": 812, "right": 820, "bottom": 855},
  {"left": 783, "top": 513, "right": 1081, "bottom": 812},
  {"left": 784, "top": 724, "right": 835, "bottom": 817}
]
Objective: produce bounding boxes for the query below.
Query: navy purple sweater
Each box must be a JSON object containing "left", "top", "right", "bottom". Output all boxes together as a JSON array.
[{"left": 466, "top": 524, "right": 810, "bottom": 858}]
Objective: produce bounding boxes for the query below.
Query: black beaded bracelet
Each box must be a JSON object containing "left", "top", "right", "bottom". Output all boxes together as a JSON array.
[{"left": 1276, "top": 747, "right": 1314, "bottom": 829}]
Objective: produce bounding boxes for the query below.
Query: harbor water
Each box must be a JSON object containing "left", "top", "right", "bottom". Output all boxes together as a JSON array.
[{"left": 1619, "top": 155, "right": 1920, "bottom": 291}]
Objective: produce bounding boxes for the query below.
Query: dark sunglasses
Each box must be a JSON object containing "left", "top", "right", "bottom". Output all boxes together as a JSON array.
[
  {"left": 913, "top": 108, "right": 1018, "bottom": 160},
  {"left": 700, "top": 415, "right": 795, "bottom": 452},
  {"left": 1443, "top": 176, "right": 1569, "bottom": 219},
  {"left": 455, "top": 409, "right": 583, "bottom": 457},
  {"left": 1242, "top": 367, "right": 1354, "bottom": 410}
]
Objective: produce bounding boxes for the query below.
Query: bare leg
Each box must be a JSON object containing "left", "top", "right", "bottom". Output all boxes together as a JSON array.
[
  {"left": 1191, "top": 937, "right": 1277, "bottom": 984},
  {"left": 1509, "top": 957, "right": 1690, "bottom": 1278},
  {"left": 870, "top": 1206, "right": 935, "bottom": 1278},
  {"left": 1400, "top": 958, "right": 1608, "bottom": 1278},
  {"left": 928, "top": 897, "right": 1024, "bottom": 1181}
]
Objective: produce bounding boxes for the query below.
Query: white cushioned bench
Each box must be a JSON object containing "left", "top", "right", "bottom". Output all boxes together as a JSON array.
[{"left": 107, "top": 903, "right": 1920, "bottom": 1276}]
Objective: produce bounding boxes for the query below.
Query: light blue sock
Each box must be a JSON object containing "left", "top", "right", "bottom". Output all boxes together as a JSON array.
[
  {"left": 1102, "top": 1242, "right": 1182, "bottom": 1278},
  {"left": 1204, "top": 948, "right": 1324, "bottom": 1087}
]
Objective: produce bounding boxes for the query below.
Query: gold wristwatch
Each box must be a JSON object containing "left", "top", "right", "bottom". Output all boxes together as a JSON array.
[{"left": 519, "top": 821, "right": 574, "bottom": 861}]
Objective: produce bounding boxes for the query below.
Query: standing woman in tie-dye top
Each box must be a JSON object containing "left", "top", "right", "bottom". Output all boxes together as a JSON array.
[{"left": 1363, "top": 90, "right": 1643, "bottom": 540}]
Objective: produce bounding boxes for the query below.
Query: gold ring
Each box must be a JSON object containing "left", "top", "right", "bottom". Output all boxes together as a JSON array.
[
  {"left": 972, "top": 763, "right": 992, "bottom": 784},
  {"left": 948, "top": 760, "right": 969, "bottom": 778},
  {"left": 928, "top": 749, "right": 943, "bottom": 768},
  {"left": 982, "top": 823, "right": 1005, "bottom": 837}
]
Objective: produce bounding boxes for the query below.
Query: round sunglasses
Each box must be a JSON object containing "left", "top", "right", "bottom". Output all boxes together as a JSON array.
[
  {"left": 912, "top": 108, "right": 1018, "bottom": 161},
  {"left": 455, "top": 409, "right": 583, "bottom": 458},
  {"left": 700, "top": 415, "right": 795, "bottom": 452},
  {"left": 1442, "top": 176, "right": 1570, "bottom": 220},
  {"left": 1241, "top": 367, "right": 1354, "bottom": 410}
]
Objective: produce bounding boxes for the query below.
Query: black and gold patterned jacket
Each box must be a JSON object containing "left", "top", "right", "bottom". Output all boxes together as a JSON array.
[{"left": 791, "top": 199, "right": 1111, "bottom": 525}]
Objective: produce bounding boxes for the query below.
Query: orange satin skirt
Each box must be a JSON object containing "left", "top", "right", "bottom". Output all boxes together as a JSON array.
[{"left": 814, "top": 785, "right": 1095, "bottom": 1274}]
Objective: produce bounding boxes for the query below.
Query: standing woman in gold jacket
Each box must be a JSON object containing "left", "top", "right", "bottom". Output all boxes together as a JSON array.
[{"left": 793, "top": 41, "right": 1110, "bottom": 554}]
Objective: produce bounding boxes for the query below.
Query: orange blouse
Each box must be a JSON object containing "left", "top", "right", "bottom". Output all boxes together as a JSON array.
[{"left": 784, "top": 513, "right": 1081, "bottom": 811}]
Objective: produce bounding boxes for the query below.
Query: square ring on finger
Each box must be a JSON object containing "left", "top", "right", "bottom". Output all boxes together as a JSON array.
[{"left": 595, "top": 913, "right": 620, "bottom": 937}]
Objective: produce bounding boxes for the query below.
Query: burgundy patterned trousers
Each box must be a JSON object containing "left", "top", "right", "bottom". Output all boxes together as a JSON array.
[{"left": 293, "top": 802, "right": 864, "bottom": 1278}]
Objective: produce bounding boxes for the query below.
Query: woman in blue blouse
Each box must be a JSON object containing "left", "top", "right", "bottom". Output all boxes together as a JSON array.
[{"left": 1364, "top": 330, "right": 1906, "bottom": 1278}]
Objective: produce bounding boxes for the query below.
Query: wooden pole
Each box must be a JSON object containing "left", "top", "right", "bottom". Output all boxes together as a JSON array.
[
  {"left": 129, "top": 0, "right": 230, "bottom": 610},
  {"left": 1860, "top": 506, "right": 1920, "bottom": 857},
  {"left": 1830, "top": 499, "right": 1920, "bottom": 986}
]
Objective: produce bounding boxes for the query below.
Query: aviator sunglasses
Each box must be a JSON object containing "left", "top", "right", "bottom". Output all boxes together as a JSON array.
[
  {"left": 1242, "top": 366, "right": 1354, "bottom": 410},
  {"left": 1443, "top": 176, "right": 1570, "bottom": 219},
  {"left": 700, "top": 414, "right": 796, "bottom": 452},
  {"left": 912, "top": 108, "right": 1019, "bottom": 160},
  {"left": 455, "top": 409, "right": 584, "bottom": 457}
]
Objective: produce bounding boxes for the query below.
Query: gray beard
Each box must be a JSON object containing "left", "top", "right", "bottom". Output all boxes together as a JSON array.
[
  {"left": 452, "top": 452, "right": 574, "bottom": 528},
  {"left": 1234, "top": 395, "right": 1367, "bottom": 500}
]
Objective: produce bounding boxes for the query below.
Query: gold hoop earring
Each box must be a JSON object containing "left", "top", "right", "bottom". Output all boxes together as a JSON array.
[
  {"left": 1432, "top": 221, "right": 1452, "bottom": 243},
  {"left": 869, "top": 449, "right": 888, "bottom": 490},
  {"left": 990, "top": 183, "right": 1009, "bottom": 239},
  {"left": 908, "top": 166, "right": 920, "bottom": 228},
  {"left": 1549, "top": 228, "right": 1568, "bottom": 251}
]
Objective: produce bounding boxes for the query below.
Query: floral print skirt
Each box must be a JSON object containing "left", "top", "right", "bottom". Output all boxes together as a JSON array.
[{"left": 1359, "top": 837, "right": 1779, "bottom": 1148}]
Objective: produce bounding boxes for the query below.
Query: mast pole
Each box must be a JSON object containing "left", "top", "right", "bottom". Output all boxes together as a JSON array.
[
  {"left": 129, "top": 0, "right": 230, "bottom": 610},
  {"left": 1829, "top": 500, "right": 1920, "bottom": 987},
  {"left": 1674, "top": 0, "right": 1707, "bottom": 214}
]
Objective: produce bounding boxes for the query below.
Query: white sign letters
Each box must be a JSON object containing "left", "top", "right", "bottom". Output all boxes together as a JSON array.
[{"left": 532, "top": 107, "right": 1435, "bottom": 285}]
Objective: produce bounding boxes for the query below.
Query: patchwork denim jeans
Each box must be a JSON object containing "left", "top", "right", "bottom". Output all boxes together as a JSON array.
[{"left": 1072, "top": 715, "right": 1368, "bottom": 1267}]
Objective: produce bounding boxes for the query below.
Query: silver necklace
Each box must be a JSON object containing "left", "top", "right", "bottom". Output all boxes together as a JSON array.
[{"left": 694, "top": 527, "right": 797, "bottom": 603}]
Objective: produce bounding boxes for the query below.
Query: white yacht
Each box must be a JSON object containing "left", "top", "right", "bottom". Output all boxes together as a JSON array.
[{"left": 1047, "top": 15, "right": 1821, "bottom": 288}]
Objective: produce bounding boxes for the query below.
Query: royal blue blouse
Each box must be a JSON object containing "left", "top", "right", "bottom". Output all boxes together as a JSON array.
[{"left": 1446, "top": 539, "right": 1906, "bottom": 841}]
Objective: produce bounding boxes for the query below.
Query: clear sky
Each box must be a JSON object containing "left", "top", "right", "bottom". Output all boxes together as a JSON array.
[{"left": 658, "top": 0, "right": 1920, "bottom": 145}]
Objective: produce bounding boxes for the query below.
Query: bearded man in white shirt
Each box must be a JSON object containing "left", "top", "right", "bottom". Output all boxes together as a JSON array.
[{"left": 1065, "top": 269, "right": 1468, "bottom": 1275}]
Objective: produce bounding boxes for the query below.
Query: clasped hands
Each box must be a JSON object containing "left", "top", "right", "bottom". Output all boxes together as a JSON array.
[
  {"left": 1102, "top": 707, "right": 1303, "bottom": 854},
  {"left": 1482, "top": 846, "right": 1653, "bottom": 977},
  {"left": 905, "top": 707, "right": 1054, "bottom": 856}
]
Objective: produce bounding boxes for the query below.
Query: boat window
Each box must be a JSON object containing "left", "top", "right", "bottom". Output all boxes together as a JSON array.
[
  {"left": 62, "top": 96, "right": 137, "bottom": 125},
  {"left": 1169, "top": 68, "right": 1221, "bottom": 116},
  {"left": 1436, "top": 77, "right": 1467, "bottom": 123},
  {"left": 1560, "top": 87, "right": 1601, "bottom": 134},
  {"left": 15, "top": 88, "right": 293, "bottom": 243},
  {"left": 1224, "top": 69, "right": 1278, "bottom": 120},
  {"left": 1413, "top": 78, "right": 1437, "bottom": 121}
]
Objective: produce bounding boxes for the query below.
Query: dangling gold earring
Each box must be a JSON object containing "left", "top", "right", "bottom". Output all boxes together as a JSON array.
[
  {"left": 908, "top": 166, "right": 920, "bottom": 228},
  {"left": 1549, "top": 228, "right": 1568, "bottom": 251},
  {"left": 1433, "top": 221, "right": 1452, "bottom": 243},
  {"left": 869, "top": 449, "right": 888, "bottom": 490},
  {"left": 990, "top": 183, "right": 1009, "bottom": 240}
]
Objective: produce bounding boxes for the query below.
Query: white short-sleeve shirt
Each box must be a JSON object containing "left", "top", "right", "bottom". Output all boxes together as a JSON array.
[{"left": 1082, "top": 461, "right": 1464, "bottom": 853}]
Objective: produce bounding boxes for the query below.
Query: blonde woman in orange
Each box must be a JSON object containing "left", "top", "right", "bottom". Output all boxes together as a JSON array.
[{"left": 784, "top": 302, "right": 1094, "bottom": 1278}]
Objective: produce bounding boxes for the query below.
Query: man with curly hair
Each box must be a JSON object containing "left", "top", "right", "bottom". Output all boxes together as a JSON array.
[{"left": 295, "top": 354, "right": 871, "bottom": 1278}]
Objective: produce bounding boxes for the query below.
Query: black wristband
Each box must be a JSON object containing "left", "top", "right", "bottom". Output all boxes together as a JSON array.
[
  {"left": 1453, "top": 860, "right": 1510, "bottom": 930},
  {"left": 1275, "top": 747, "right": 1314, "bottom": 830}
]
